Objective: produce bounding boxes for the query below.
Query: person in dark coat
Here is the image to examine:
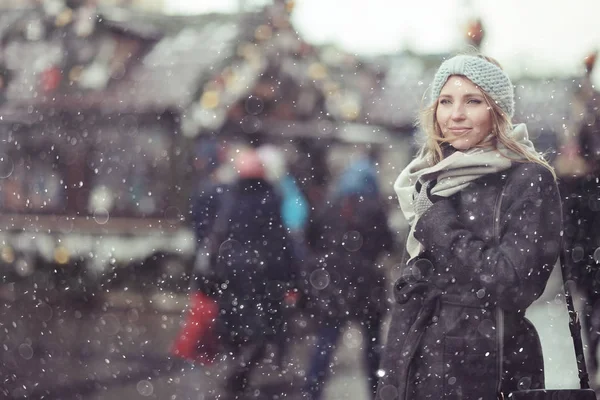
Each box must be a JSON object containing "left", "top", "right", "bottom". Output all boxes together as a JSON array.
[
  {"left": 377, "top": 54, "right": 562, "bottom": 400},
  {"left": 302, "top": 154, "right": 394, "bottom": 400},
  {"left": 192, "top": 148, "right": 299, "bottom": 398},
  {"left": 555, "top": 72, "right": 600, "bottom": 379}
]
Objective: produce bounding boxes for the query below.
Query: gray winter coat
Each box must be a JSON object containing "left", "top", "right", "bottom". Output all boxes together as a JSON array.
[{"left": 377, "top": 162, "right": 562, "bottom": 400}]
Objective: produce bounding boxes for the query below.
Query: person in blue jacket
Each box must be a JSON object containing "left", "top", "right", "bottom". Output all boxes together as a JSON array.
[{"left": 303, "top": 152, "right": 395, "bottom": 400}]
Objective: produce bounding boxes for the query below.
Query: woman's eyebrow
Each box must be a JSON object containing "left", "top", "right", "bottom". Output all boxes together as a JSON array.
[{"left": 439, "top": 92, "right": 484, "bottom": 98}]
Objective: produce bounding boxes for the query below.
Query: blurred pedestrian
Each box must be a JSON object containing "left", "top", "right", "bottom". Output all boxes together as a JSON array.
[
  {"left": 171, "top": 138, "right": 231, "bottom": 366},
  {"left": 257, "top": 144, "right": 310, "bottom": 365},
  {"left": 302, "top": 152, "right": 394, "bottom": 400},
  {"left": 377, "top": 54, "right": 562, "bottom": 399},
  {"left": 555, "top": 64, "right": 600, "bottom": 380},
  {"left": 200, "top": 148, "right": 300, "bottom": 398}
]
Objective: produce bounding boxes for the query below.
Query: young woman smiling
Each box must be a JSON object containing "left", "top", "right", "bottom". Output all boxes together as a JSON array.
[{"left": 376, "top": 54, "right": 562, "bottom": 400}]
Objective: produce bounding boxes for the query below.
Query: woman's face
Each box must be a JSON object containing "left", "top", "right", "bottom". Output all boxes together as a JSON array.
[{"left": 435, "top": 75, "right": 493, "bottom": 151}]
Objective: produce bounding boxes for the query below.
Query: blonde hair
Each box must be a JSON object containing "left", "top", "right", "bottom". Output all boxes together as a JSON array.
[{"left": 416, "top": 54, "right": 556, "bottom": 179}]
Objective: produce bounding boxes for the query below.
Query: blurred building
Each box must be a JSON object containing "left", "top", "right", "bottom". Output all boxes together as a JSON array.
[
  {"left": 0, "top": 2, "right": 199, "bottom": 293},
  {"left": 0, "top": 0, "right": 165, "bottom": 11},
  {"left": 0, "top": 0, "right": 407, "bottom": 296},
  {"left": 106, "top": 0, "right": 165, "bottom": 12}
]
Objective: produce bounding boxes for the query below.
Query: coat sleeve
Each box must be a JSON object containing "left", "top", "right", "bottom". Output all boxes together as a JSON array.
[
  {"left": 414, "top": 165, "right": 562, "bottom": 311},
  {"left": 190, "top": 192, "right": 215, "bottom": 241}
]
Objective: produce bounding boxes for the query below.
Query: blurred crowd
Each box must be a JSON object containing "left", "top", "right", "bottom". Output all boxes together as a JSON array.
[{"left": 181, "top": 139, "right": 397, "bottom": 399}]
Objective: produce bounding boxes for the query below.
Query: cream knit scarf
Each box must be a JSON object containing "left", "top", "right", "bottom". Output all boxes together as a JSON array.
[{"left": 394, "top": 123, "right": 537, "bottom": 261}]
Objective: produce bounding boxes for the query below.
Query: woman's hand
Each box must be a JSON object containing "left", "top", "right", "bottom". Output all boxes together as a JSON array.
[{"left": 414, "top": 178, "right": 438, "bottom": 218}]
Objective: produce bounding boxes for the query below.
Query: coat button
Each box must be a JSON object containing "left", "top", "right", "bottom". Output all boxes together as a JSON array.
[{"left": 431, "top": 316, "right": 439, "bottom": 323}]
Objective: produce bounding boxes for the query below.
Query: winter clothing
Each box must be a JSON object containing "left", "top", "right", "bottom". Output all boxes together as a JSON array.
[
  {"left": 413, "top": 179, "right": 435, "bottom": 218},
  {"left": 561, "top": 175, "right": 600, "bottom": 374},
  {"left": 305, "top": 195, "right": 393, "bottom": 322},
  {"left": 190, "top": 177, "right": 299, "bottom": 395},
  {"left": 557, "top": 80, "right": 600, "bottom": 376},
  {"left": 278, "top": 175, "right": 309, "bottom": 232},
  {"left": 305, "top": 158, "right": 394, "bottom": 321},
  {"left": 303, "top": 158, "right": 395, "bottom": 400},
  {"left": 208, "top": 178, "right": 298, "bottom": 346},
  {"left": 559, "top": 116, "right": 600, "bottom": 373},
  {"left": 395, "top": 123, "right": 537, "bottom": 261},
  {"left": 192, "top": 178, "right": 297, "bottom": 341},
  {"left": 377, "top": 162, "right": 562, "bottom": 400},
  {"left": 429, "top": 54, "right": 515, "bottom": 118},
  {"left": 194, "top": 138, "right": 222, "bottom": 174},
  {"left": 304, "top": 194, "right": 393, "bottom": 400},
  {"left": 333, "top": 156, "right": 380, "bottom": 200}
]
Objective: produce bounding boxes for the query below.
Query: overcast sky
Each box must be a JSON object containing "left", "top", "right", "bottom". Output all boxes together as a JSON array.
[{"left": 164, "top": 0, "right": 600, "bottom": 83}]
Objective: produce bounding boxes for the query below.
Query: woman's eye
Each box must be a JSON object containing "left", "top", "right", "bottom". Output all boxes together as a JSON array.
[
  {"left": 439, "top": 99, "right": 450, "bottom": 105},
  {"left": 468, "top": 99, "right": 482, "bottom": 104}
]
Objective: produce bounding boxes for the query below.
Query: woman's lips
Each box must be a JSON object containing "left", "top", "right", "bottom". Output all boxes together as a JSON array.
[{"left": 448, "top": 128, "right": 471, "bottom": 135}]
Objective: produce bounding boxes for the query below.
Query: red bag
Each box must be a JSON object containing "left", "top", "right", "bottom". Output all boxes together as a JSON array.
[{"left": 171, "top": 292, "right": 219, "bottom": 365}]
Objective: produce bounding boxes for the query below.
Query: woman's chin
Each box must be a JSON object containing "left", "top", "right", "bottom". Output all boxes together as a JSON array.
[{"left": 449, "top": 140, "right": 473, "bottom": 151}]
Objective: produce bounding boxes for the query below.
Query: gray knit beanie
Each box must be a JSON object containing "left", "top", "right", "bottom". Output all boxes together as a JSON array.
[{"left": 429, "top": 55, "right": 515, "bottom": 118}]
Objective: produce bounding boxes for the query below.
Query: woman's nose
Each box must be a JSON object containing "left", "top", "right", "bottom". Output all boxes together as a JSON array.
[{"left": 451, "top": 104, "right": 466, "bottom": 120}]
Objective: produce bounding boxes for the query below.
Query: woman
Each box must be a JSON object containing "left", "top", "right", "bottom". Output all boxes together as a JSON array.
[{"left": 376, "top": 54, "right": 562, "bottom": 400}]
